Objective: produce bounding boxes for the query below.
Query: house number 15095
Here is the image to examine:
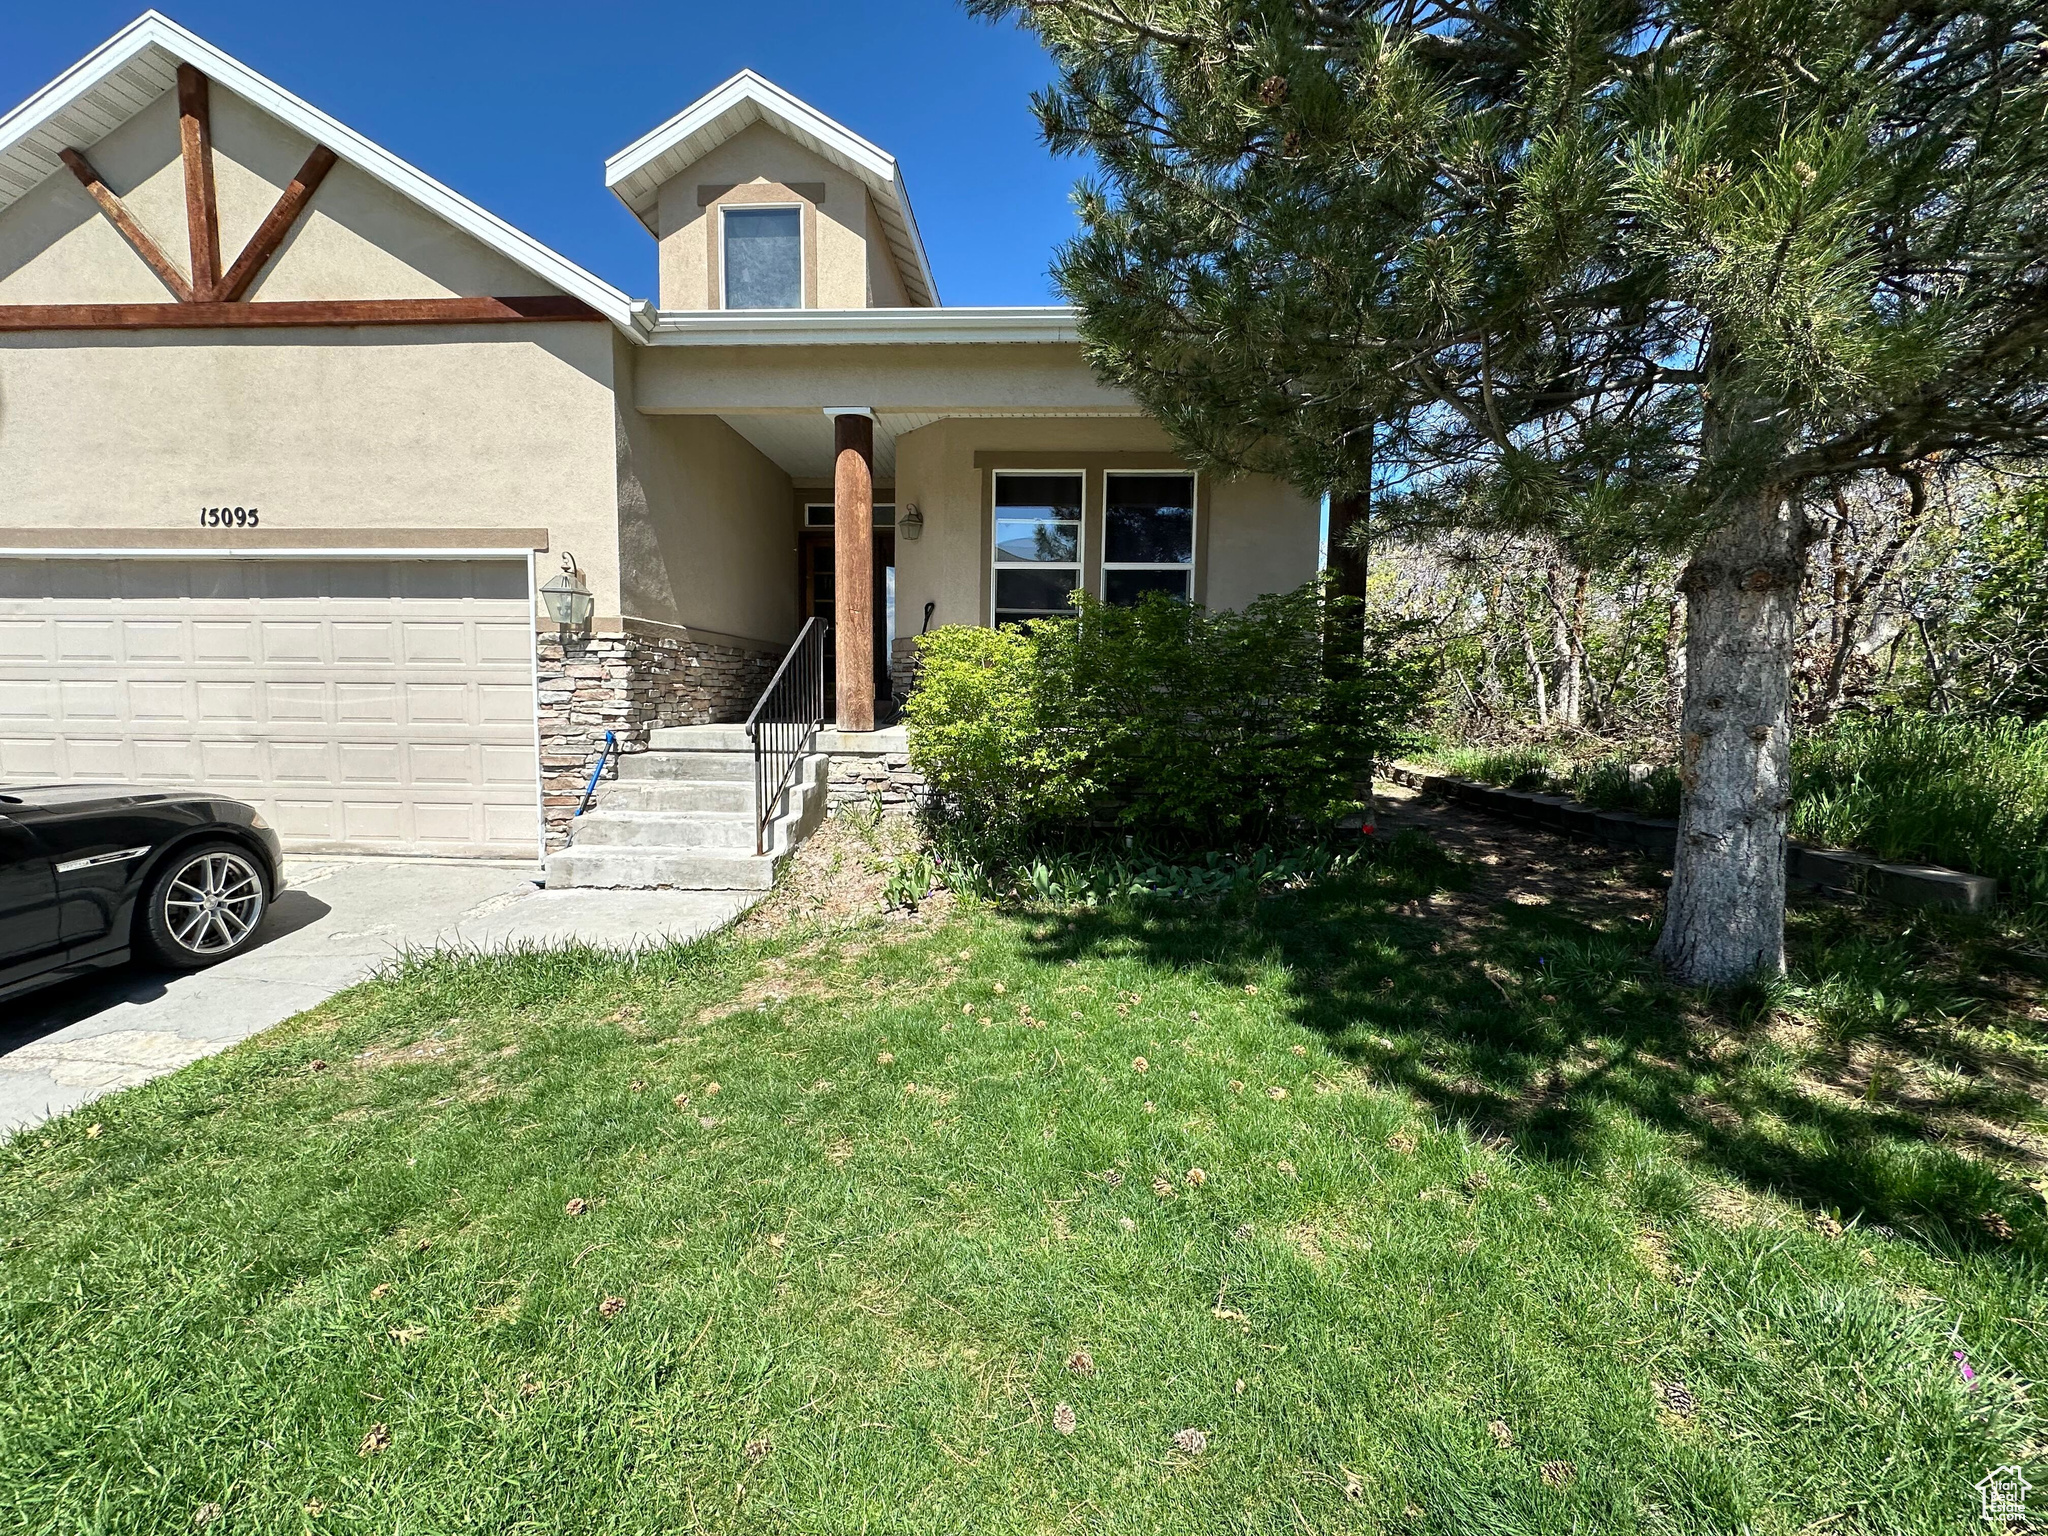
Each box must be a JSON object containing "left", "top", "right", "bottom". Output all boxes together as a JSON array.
[{"left": 199, "top": 507, "right": 259, "bottom": 528}]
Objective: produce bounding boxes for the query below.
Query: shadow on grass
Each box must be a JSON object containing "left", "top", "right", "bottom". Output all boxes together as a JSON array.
[{"left": 1016, "top": 847, "right": 2046, "bottom": 1265}]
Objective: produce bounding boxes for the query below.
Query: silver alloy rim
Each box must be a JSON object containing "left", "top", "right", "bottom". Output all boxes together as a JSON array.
[{"left": 162, "top": 851, "right": 264, "bottom": 955}]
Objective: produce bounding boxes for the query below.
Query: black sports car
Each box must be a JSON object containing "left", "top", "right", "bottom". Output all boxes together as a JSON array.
[{"left": 0, "top": 785, "right": 284, "bottom": 1004}]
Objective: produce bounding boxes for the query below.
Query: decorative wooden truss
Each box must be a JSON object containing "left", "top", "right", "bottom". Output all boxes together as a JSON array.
[{"left": 0, "top": 65, "right": 602, "bottom": 331}]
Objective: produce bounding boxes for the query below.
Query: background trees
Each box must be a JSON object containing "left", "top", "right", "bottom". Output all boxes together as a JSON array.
[
  {"left": 1385, "top": 463, "right": 2035, "bottom": 747},
  {"left": 971, "top": 0, "right": 2048, "bottom": 982}
]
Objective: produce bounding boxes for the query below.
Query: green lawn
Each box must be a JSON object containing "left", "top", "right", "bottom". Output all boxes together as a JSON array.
[{"left": 1, "top": 835, "right": 2041, "bottom": 1534}]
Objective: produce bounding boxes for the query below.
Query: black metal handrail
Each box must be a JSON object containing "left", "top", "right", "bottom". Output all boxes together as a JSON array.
[{"left": 744, "top": 618, "right": 829, "bottom": 856}]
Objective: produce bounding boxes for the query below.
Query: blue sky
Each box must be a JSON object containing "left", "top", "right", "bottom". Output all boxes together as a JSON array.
[{"left": 0, "top": 0, "right": 1087, "bottom": 306}]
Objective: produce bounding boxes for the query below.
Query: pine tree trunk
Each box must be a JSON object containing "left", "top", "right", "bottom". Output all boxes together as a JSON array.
[
  {"left": 1327, "top": 492, "right": 1371, "bottom": 602},
  {"left": 1654, "top": 484, "right": 1804, "bottom": 986}
]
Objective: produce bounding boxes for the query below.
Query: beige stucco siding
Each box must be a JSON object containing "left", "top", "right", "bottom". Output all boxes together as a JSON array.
[
  {"left": 864, "top": 194, "right": 909, "bottom": 307},
  {"left": 637, "top": 341, "right": 1135, "bottom": 414},
  {"left": 1203, "top": 475, "right": 1323, "bottom": 610},
  {"left": 894, "top": 417, "right": 1154, "bottom": 634},
  {"left": 0, "top": 167, "right": 174, "bottom": 304},
  {"left": 0, "top": 91, "right": 191, "bottom": 304},
  {"left": 654, "top": 122, "right": 875, "bottom": 311},
  {"left": 0, "top": 322, "right": 622, "bottom": 609},
  {"left": 891, "top": 416, "right": 1320, "bottom": 640},
  {"left": 614, "top": 340, "right": 798, "bottom": 644},
  {"left": 0, "top": 86, "right": 554, "bottom": 306}
]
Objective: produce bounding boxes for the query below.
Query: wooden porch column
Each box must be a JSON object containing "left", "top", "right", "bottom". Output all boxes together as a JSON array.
[{"left": 829, "top": 407, "right": 876, "bottom": 732}]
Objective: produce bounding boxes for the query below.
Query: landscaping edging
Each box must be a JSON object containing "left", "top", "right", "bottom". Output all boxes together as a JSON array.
[{"left": 1380, "top": 763, "right": 1998, "bottom": 914}]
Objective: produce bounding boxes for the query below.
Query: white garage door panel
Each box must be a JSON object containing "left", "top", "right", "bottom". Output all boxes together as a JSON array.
[{"left": 0, "top": 558, "right": 539, "bottom": 857}]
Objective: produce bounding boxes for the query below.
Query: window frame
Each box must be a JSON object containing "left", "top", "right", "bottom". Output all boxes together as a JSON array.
[
  {"left": 719, "top": 202, "right": 805, "bottom": 311},
  {"left": 1099, "top": 469, "right": 1198, "bottom": 606},
  {"left": 989, "top": 468, "right": 1087, "bottom": 627}
]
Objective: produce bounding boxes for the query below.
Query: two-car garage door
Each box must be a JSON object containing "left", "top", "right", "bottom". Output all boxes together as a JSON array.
[{"left": 0, "top": 557, "right": 540, "bottom": 857}]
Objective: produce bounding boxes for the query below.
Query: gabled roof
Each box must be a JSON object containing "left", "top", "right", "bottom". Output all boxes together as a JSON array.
[
  {"left": 605, "top": 70, "right": 939, "bottom": 308},
  {"left": 0, "top": 11, "right": 647, "bottom": 332}
]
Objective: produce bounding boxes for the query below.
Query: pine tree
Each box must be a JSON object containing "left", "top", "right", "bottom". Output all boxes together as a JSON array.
[{"left": 969, "top": 0, "right": 2048, "bottom": 983}]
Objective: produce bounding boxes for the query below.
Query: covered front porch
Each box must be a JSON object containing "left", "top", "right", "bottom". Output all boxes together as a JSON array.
[{"left": 622, "top": 313, "right": 1321, "bottom": 731}]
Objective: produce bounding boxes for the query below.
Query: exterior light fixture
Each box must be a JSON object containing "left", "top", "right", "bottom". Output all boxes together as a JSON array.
[
  {"left": 539, "top": 552, "right": 593, "bottom": 635},
  {"left": 899, "top": 503, "right": 924, "bottom": 541}
]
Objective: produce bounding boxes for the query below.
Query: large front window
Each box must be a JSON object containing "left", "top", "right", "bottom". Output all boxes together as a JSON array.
[
  {"left": 992, "top": 471, "right": 1083, "bottom": 626},
  {"left": 722, "top": 206, "right": 801, "bottom": 309},
  {"left": 1102, "top": 472, "right": 1195, "bottom": 604}
]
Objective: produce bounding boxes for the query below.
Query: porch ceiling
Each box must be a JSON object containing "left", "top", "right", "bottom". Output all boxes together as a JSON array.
[{"left": 717, "top": 413, "right": 900, "bottom": 480}]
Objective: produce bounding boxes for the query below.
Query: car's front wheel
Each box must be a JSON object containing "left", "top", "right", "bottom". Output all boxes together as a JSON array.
[{"left": 139, "top": 842, "right": 269, "bottom": 969}]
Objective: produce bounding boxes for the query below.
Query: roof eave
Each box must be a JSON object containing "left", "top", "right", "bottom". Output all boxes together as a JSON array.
[
  {"left": 0, "top": 10, "right": 644, "bottom": 335},
  {"left": 886, "top": 172, "right": 940, "bottom": 309}
]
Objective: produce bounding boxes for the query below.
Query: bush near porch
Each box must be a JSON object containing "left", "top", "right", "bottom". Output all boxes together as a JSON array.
[{"left": 903, "top": 584, "right": 1430, "bottom": 863}]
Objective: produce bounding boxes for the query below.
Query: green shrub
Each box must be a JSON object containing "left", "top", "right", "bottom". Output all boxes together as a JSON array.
[
  {"left": 905, "top": 584, "right": 1429, "bottom": 862},
  {"left": 893, "top": 623, "right": 1090, "bottom": 843}
]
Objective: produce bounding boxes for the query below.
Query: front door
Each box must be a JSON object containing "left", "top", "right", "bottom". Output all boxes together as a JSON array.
[{"left": 799, "top": 510, "right": 895, "bottom": 720}]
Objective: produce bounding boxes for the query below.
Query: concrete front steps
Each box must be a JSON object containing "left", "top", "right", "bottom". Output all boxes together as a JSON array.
[{"left": 543, "top": 725, "right": 828, "bottom": 890}]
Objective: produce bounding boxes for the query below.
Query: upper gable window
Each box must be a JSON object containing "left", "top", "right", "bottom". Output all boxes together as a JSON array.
[{"left": 722, "top": 206, "right": 802, "bottom": 309}]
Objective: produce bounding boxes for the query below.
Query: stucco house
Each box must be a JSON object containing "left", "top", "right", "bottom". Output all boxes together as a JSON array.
[{"left": 0, "top": 13, "right": 1322, "bottom": 886}]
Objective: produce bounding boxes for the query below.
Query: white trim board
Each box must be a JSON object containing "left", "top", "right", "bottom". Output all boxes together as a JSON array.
[{"left": 0, "top": 12, "right": 647, "bottom": 335}]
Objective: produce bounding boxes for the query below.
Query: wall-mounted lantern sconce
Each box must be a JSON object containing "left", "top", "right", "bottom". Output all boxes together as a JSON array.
[
  {"left": 539, "top": 551, "right": 593, "bottom": 636},
  {"left": 899, "top": 503, "right": 924, "bottom": 541}
]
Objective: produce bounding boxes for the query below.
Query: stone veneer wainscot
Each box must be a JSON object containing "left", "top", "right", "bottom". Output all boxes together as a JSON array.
[{"left": 537, "top": 626, "right": 782, "bottom": 849}]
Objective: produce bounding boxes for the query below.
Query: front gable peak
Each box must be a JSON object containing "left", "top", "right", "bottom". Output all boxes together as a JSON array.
[
  {"left": 0, "top": 11, "right": 642, "bottom": 330},
  {"left": 606, "top": 70, "right": 936, "bottom": 308}
]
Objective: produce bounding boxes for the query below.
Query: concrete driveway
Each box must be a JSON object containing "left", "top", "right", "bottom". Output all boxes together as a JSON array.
[{"left": 0, "top": 857, "right": 754, "bottom": 1136}]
